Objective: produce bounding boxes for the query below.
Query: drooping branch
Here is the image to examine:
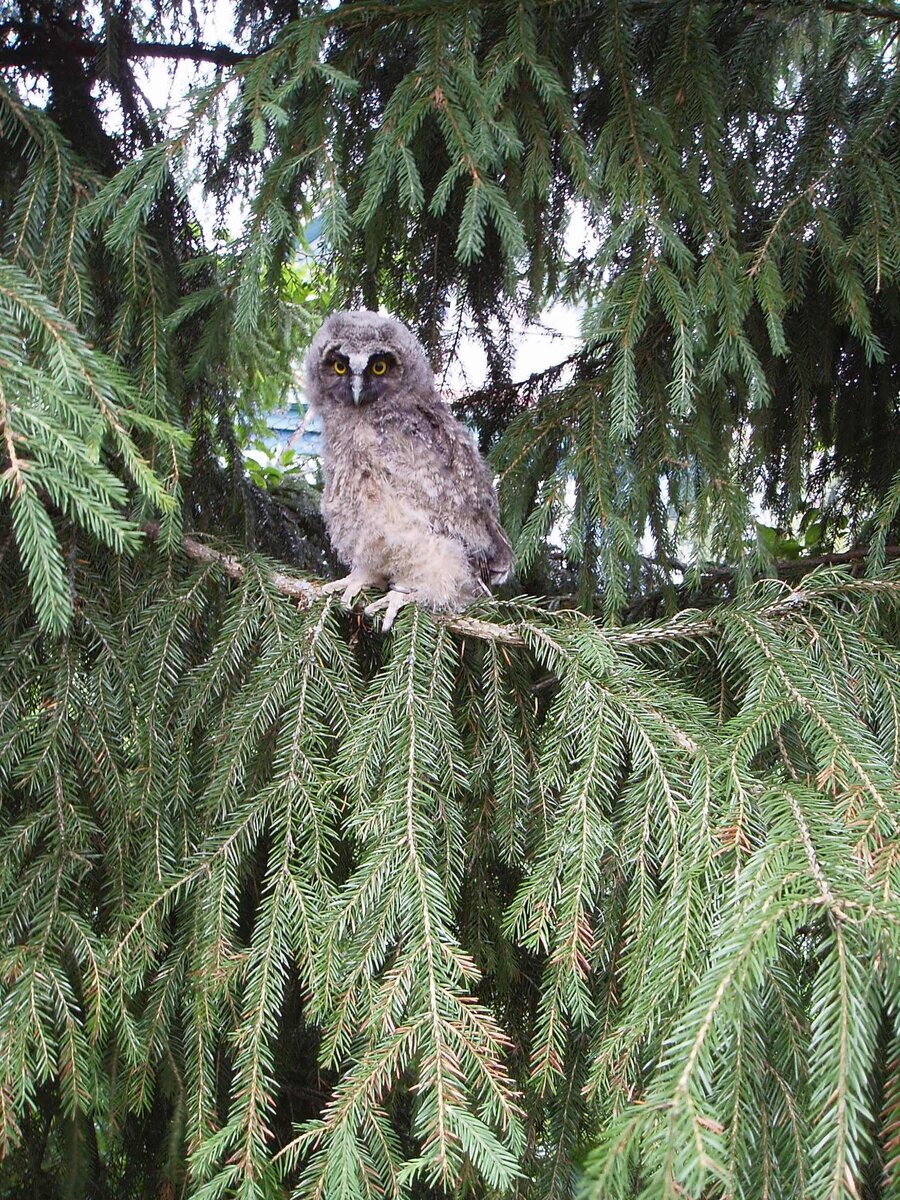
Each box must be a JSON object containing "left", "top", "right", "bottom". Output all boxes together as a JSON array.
[
  {"left": 3, "top": 0, "right": 897, "bottom": 79},
  {"left": 781, "top": 0, "right": 900, "bottom": 21}
]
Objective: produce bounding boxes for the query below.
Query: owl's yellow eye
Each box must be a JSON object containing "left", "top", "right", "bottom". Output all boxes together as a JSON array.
[
  {"left": 370, "top": 358, "right": 388, "bottom": 377},
  {"left": 333, "top": 360, "right": 348, "bottom": 375}
]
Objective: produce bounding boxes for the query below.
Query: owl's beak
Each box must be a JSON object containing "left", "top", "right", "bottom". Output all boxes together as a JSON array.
[{"left": 351, "top": 373, "right": 363, "bottom": 405}]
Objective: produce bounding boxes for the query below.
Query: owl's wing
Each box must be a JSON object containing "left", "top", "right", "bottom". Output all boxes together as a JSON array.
[{"left": 382, "top": 400, "right": 513, "bottom": 586}]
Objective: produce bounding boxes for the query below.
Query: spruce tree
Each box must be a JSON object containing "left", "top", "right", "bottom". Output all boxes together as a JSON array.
[{"left": 1, "top": 2, "right": 900, "bottom": 1198}]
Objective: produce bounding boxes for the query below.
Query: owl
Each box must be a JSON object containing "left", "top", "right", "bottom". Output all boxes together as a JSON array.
[{"left": 306, "top": 310, "right": 513, "bottom": 628}]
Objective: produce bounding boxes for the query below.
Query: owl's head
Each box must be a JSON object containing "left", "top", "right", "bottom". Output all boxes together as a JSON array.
[{"left": 306, "top": 310, "right": 433, "bottom": 414}]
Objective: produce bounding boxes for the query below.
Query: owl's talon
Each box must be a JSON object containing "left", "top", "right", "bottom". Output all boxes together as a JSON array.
[
  {"left": 321, "top": 573, "right": 371, "bottom": 606},
  {"left": 321, "top": 575, "right": 351, "bottom": 596},
  {"left": 364, "top": 588, "right": 415, "bottom": 631}
]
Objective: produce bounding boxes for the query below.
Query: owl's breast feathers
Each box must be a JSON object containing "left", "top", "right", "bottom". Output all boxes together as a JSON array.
[{"left": 320, "top": 397, "right": 512, "bottom": 592}]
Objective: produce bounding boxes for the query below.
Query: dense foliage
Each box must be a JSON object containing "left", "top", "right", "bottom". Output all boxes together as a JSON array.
[{"left": 2, "top": 1, "right": 900, "bottom": 1198}]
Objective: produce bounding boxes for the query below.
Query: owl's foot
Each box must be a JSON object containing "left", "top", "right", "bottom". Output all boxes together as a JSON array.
[
  {"left": 364, "top": 588, "right": 415, "bottom": 631},
  {"left": 321, "top": 572, "right": 375, "bottom": 606}
]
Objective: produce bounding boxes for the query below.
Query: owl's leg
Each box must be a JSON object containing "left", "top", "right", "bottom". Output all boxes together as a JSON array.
[
  {"left": 321, "top": 569, "right": 384, "bottom": 606},
  {"left": 363, "top": 587, "right": 415, "bottom": 631}
]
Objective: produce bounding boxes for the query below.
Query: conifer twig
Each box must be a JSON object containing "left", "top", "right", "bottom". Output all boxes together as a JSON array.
[{"left": 178, "top": 534, "right": 322, "bottom": 604}]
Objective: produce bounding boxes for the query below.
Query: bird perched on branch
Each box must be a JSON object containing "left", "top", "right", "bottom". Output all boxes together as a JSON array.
[{"left": 306, "top": 310, "right": 513, "bottom": 628}]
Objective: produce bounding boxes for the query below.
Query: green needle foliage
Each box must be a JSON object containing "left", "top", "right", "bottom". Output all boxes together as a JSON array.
[
  {"left": 2, "top": 557, "right": 900, "bottom": 1199},
  {"left": 1, "top": 1, "right": 900, "bottom": 1198}
]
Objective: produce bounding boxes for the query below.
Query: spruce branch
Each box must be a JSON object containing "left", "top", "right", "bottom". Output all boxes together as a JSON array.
[
  {"left": 759, "top": 1, "right": 900, "bottom": 21},
  {"left": 4, "top": 3, "right": 900, "bottom": 1192},
  {"left": 154, "top": 526, "right": 900, "bottom": 650},
  {"left": 5, "top": 0, "right": 896, "bottom": 79},
  {"left": 624, "top": 546, "right": 900, "bottom": 620}
]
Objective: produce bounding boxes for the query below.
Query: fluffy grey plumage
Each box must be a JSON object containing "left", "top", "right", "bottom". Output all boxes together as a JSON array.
[{"left": 306, "top": 310, "right": 513, "bottom": 627}]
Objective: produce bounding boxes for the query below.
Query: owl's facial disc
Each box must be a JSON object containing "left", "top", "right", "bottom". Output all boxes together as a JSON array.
[{"left": 323, "top": 343, "right": 397, "bottom": 407}]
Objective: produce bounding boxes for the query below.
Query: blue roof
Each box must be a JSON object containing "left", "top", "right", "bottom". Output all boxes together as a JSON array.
[{"left": 262, "top": 404, "right": 323, "bottom": 456}]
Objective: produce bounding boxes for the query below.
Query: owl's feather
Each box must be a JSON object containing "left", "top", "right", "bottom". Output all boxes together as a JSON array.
[{"left": 307, "top": 310, "right": 512, "bottom": 621}]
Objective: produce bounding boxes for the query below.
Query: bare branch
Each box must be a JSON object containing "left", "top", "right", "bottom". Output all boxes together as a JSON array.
[{"left": 0, "top": 32, "right": 252, "bottom": 72}]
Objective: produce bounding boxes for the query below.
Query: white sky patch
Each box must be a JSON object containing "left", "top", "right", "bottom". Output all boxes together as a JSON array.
[
  {"left": 439, "top": 298, "right": 583, "bottom": 396},
  {"left": 443, "top": 207, "right": 595, "bottom": 392},
  {"left": 132, "top": 20, "right": 588, "bottom": 391}
]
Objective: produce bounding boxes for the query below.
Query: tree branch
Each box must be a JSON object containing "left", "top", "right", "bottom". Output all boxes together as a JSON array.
[
  {"left": 623, "top": 544, "right": 900, "bottom": 621},
  {"left": 0, "top": 32, "right": 252, "bottom": 71},
  {"left": 174, "top": 532, "right": 528, "bottom": 643},
  {"left": 108, "top": 39, "right": 252, "bottom": 67},
  {"left": 787, "top": 1, "right": 900, "bottom": 20},
  {"left": 148, "top": 528, "right": 900, "bottom": 651},
  {"left": 3, "top": 0, "right": 897, "bottom": 78}
]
